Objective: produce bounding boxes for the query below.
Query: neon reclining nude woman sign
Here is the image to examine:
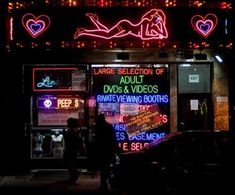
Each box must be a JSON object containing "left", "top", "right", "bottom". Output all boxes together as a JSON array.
[{"left": 74, "top": 9, "right": 168, "bottom": 40}]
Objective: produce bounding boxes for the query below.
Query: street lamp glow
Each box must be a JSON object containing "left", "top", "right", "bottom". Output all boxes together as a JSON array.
[{"left": 215, "top": 55, "right": 223, "bottom": 63}]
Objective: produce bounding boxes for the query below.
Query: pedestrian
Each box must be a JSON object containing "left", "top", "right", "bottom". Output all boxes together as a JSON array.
[
  {"left": 94, "top": 113, "right": 118, "bottom": 191},
  {"left": 86, "top": 125, "right": 98, "bottom": 177},
  {"left": 63, "top": 117, "right": 82, "bottom": 184}
]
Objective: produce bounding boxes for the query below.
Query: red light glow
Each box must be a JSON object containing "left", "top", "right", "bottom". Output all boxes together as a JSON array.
[
  {"left": 191, "top": 13, "right": 218, "bottom": 38},
  {"left": 22, "top": 13, "right": 51, "bottom": 38}
]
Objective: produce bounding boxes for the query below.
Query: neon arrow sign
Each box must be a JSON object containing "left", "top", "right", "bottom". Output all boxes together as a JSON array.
[
  {"left": 22, "top": 13, "right": 51, "bottom": 38},
  {"left": 191, "top": 13, "right": 218, "bottom": 38},
  {"left": 74, "top": 9, "right": 168, "bottom": 40}
]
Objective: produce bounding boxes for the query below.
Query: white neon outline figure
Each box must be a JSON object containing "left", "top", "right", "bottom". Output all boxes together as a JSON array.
[
  {"left": 191, "top": 13, "right": 218, "bottom": 38},
  {"left": 22, "top": 13, "right": 51, "bottom": 38},
  {"left": 74, "top": 9, "right": 168, "bottom": 40}
]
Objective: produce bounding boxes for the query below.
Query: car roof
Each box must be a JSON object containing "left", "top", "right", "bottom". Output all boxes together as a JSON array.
[{"left": 143, "top": 130, "right": 232, "bottom": 150}]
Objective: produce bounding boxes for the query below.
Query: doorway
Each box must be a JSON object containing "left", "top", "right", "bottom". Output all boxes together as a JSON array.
[{"left": 178, "top": 94, "right": 212, "bottom": 131}]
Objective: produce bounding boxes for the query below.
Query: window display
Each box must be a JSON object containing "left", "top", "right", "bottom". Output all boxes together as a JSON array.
[
  {"left": 31, "top": 129, "right": 64, "bottom": 158},
  {"left": 32, "top": 131, "right": 45, "bottom": 158},
  {"left": 31, "top": 127, "right": 88, "bottom": 159},
  {"left": 50, "top": 129, "right": 64, "bottom": 158},
  {"left": 28, "top": 65, "right": 88, "bottom": 161},
  {"left": 92, "top": 64, "right": 170, "bottom": 152}
]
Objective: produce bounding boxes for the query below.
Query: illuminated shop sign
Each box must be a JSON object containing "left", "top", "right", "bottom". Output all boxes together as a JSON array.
[
  {"left": 12, "top": 7, "right": 231, "bottom": 48},
  {"left": 37, "top": 97, "right": 81, "bottom": 109},
  {"left": 93, "top": 67, "right": 168, "bottom": 104},
  {"left": 74, "top": 9, "right": 168, "bottom": 40},
  {"left": 114, "top": 122, "right": 167, "bottom": 151},
  {"left": 96, "top": 94, "right": 168, "bottom": 104},
  {"left": 98, "top": 102, "right": 169, "bottom": 151},
  {"left": 191, "top": 13, "right": 218, "bottom": 38},
  {"left": 94, "top": 66, "right": 170, "bottom": 152},
  {"left": 33, "top": 67, "right": 87, "bottom": 92},
  {"left": 36, "top": 96, "right": 85, "bottom": 126},
  {"left": 22, "top": 13, "right": 51, "bottom": 38}
]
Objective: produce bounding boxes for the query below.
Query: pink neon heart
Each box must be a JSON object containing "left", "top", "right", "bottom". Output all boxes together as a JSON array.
[
  {"left": 191, "top": 14, "right": 218, "bottom": 38},
  {"left": 22, "top": 13, "right": 51, "bottom": 38}
]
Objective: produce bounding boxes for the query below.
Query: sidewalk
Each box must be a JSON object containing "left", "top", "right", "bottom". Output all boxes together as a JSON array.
[{"left": 0, "top": 169, "right": 117, "bottom": 194}]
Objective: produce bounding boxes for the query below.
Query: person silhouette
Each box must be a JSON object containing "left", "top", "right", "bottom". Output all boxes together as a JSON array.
[
  {"left": 94, "top": 114, "right": 118, "bottom": 191},
  {"left": 74, "top": 9, "right": 168, "bottom": 40},
  {"left": 63, "top": 118, "right": 81, "bottom": 184}
]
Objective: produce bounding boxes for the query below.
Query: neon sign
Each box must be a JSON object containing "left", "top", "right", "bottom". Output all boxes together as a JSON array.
[
  {"left": 57, "top": 98, "right": 80, "bottom": 109},
  {"left": 43, "top": 99, "right": 52, "bottom": 108},
  {"left": 22, "top": 13, "right": 51, "bottom": 38},
  {"left": 191, "top": 13, "right": 218, "bottom": 38},
  {"left": 94, "top": 66, "right": 170, "bottom": 152},
  {"left": 93, "top": 67, "right": 169, "bottom": 104},
  {"left": 33, "top": 67, "right": 86, "bottom": 92},
  {"left": 74, "top": 9, "right": 168, "bottom": 40},
  {"left": 119, "top": 142, "right": 149, "bottom": 151},
  {"left": 37, "top": 97, "right": 81, "bottom": 109},
  {"left": 37, "top": 76, "right": 59, "bottom": 88},
  {"left": 96, "top": 94, "right": 169, "bottom": 104},
  {"left": 114, "top": 122, "right": 166, "bottom": 151}
]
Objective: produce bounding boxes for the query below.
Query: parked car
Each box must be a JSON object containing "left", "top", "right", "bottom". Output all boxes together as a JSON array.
[{"left": 111, "top": 130, "right": 235, "bottom": 194}]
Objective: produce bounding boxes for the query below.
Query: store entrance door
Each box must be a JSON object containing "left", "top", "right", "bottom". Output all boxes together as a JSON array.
[{"left": 178, "top": 94, "right": 212, "bottom": 131}]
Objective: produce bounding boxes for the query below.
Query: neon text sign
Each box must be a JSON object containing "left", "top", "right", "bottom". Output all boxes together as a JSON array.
[
  {"left": 96, "top": 94, "right": 169, "bottom": 104},
  {"left": 37, "top": 76, "right": 59, "bottom": 88},
  {"left": 33, "top": 68, "right": 86, "bottom": 92},
  {"left": 57, "top": 98, "right": 80, "bottom": 109},
  {"left": 22, "top": 13, "right": 51, "bottom": 38},
  {"left": 74, "top": 9, "right": 168, "bottom": 40},
  {"left": 114, "top": 123, "right": 166, "bottom": 151},
  {"left": 37, "top": 97, "right": 81, "bottom": 109},
  {"left": 191, "top": 13, "right": 218, "bottom": 38},
  {"left": 93, "top": 67, "right": 169, "bottom": 104},
  {"left": 117, "top": 133, "right": 166, "bottom": 151}
]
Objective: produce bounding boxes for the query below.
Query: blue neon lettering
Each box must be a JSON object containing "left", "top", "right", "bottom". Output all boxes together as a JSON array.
[
  {"left": 37, "top": 76, "right": 59, "bottom": 88},
  {"left": 96, "top": 94, "right": 168, "bottom": 103},
  {"left": 129, "top": 132, "right": 166, "bottom": 141},
  {"left": 113, "top": 124, "right": 126, "bottom": 131},
  {"left": 116, "top": 132, "right": 126, "bottom": 141},
  {"left": 96, "top": 95, "right": 143, "bottom": 103},
  {"left": 143, "top": 95, "right": 169, "bottom": 103}
]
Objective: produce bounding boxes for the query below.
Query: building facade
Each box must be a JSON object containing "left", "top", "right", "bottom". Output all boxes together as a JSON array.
[{"left": 1, "top": 0, "right": 234, "bottom": 173}]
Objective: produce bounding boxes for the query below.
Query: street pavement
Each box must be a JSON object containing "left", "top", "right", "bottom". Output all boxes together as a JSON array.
[
  {"left": 0, "top": 169, "right": 121, "bottom": 195},
  {"left": 1, "top": 169, "right": 233, "bottom": 195}
]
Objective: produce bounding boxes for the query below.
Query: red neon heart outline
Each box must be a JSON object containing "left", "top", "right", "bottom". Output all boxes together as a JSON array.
[
  {"left": 22, "top": 13, "right": 51, "bottom": 38},
  {"left": 26, "top": 19, "right": 46, "bottom": 36},
  {"left": 191, "top": 14, "right": 218, "bottom": 38}
]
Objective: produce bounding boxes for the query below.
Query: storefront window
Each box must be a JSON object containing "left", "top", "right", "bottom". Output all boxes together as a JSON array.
[
  {"left": 91, "top": 64, "right": 170, "bottom": 152},
  {"left": 26, "top": 65, "right": 88, "bottom": 159}
]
